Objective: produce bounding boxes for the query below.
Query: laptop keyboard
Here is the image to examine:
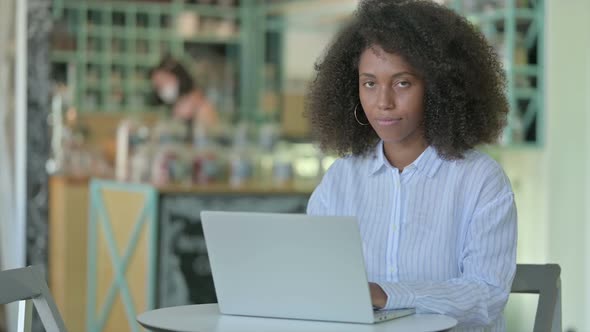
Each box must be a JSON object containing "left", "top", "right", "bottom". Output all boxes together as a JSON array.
[{"left": 374, "top": 310, "right": 391, "bottom": 321}]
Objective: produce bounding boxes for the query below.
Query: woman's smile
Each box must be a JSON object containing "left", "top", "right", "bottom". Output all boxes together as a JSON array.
[{"left": 375, "top": 117, "right": 402, "bottom": 126}]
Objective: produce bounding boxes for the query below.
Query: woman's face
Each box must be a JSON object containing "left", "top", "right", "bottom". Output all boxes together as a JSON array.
[
  {"left": 151, "top": 69, "right": 179, "bottom": 104},
  {"left": 358, "top": 46, "right": 426, "bottom": 147}
]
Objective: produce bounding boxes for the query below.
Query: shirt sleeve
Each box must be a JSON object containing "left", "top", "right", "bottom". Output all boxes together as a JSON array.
[
  {"left": 306, "top": 159, "right": 340, "bottom": 216},
  {"left": 376, "top": 191, "right": 517, "bottom": 328},
  {"left": 306, "top": 182, "right": 328, "bottom": 216}
]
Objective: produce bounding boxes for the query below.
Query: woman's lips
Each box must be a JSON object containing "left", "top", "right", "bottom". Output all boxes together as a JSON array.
[{"left": 376, "top": 118, "right": 401, "bottom": 126}]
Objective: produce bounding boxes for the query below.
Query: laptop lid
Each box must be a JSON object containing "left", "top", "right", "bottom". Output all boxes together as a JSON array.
[{"left": 200, "top": 211, "right": 376, "bottom": 323}]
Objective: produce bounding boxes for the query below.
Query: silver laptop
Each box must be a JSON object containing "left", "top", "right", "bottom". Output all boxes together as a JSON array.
[{"left": 200, "top": 211, "right": 415, "bottom": 324}]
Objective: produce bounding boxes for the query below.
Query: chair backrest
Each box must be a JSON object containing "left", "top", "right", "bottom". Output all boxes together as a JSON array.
[
  {"left": 511, "top": 264, "right": 561, "bottom": 332},
  {"left": 0, "top": 265, "right": 68, "bottom": 332}
]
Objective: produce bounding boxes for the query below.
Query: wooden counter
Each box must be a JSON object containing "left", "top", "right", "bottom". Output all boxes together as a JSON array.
[
  {"left": 49, "top": 176, "right": 314, "bottom": 332},
  {"left": 49, "top": 176, "right": 90, "bottom": 332},
  {"left": 156, "top": 181, "right": 316, "bottom": 194}
]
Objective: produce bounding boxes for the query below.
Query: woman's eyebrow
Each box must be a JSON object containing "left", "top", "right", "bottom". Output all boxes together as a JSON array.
[{"left": 359, "top": 71, "right": 416, "bottom": 78}]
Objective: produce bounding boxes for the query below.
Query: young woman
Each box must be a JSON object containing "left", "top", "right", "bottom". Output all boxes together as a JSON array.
[
  {"left": 150, "top": 55, "right": 218, "bottom": 128},
  {"left": 305, "top": 1, "right": 517, "bottom": 331}
]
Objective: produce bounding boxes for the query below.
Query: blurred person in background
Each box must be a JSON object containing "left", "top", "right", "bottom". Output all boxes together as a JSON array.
[{"left": 149, "top": 55, "right": 218, "bottom": 137}]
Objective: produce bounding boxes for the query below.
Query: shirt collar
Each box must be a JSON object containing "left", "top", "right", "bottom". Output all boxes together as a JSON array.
[{"left": 369, "top": 141, "right": 444, "bottom": 178}]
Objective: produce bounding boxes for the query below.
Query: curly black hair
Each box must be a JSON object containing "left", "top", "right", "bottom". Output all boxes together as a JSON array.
[{"left": 305, "top": 0, "right": 508, "bottom": 159}]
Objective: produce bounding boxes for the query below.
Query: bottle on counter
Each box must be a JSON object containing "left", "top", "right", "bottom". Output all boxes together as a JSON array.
[
  {"left": 130, "top": 145, "right": 154, "bottom": 183},
  {"left": 255, "top": 121, "right": 280, "bottom": 186},
  {"left": 168, "top": 145, "right": 191, "bottom": 185},
  {"left": 115, "top": 117, "right": 137, "bottom": 181},
  {"left": 228, "top": 122, "right": 254, "bottom": 187},
  {"left": 291, "top": 143, "right": 323, "bottom": 189},
  {"left": 192, "top": 147, "right": 225, "bottom": 185},
  {"left": 151, "top": 146, "right": 171, "bottom": 186},
  {"left": 116, "top": 117, "right": 150, "bottom": 182},
  {"left": 229, "top": 148, "right": 254, "bottom": 188},
  {"left": 151, "top": 143, "right": 190, "bottom": 186},
  {"left": 272, "top": 142, "right": 294, "bottom": 188},
  {"left": 191, "top": 121, "right": 226, "bottom": 184},
  {"left": 150, "top": 119, "right": 190, "bottom": 186}
]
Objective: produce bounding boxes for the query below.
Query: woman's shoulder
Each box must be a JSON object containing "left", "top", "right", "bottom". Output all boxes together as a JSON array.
[
  {"left": 460, "top": 149, "right": 504, "bottom": 172},
  {"left": 451, "top": 149, "right": 512, "bottom": 191}
]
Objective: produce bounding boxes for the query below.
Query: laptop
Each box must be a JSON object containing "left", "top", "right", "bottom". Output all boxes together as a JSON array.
[{"left": 200, "top": 211, "right": 416, "bottom": 324}]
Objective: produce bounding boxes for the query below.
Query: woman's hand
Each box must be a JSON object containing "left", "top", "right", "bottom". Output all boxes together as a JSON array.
[{"left": 369, "top": 282, "right": 388, "bottom": 309}]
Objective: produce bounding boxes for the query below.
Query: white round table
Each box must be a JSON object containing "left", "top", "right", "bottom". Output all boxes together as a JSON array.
[{"left": 137, "top": 304, "right": 457, "bottom": 332}]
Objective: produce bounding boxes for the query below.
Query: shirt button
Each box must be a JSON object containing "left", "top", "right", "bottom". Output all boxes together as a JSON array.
[{"left": 390, "top": 267, "right": 395, "bottom": 273}]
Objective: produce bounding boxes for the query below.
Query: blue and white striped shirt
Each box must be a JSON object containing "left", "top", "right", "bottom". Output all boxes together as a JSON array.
[{"left": 307, "top": 141, "right": 517, "bottom": 331}]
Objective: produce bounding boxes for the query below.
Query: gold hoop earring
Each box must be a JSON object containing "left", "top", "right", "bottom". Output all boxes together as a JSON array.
[{"left": 354, "top": 103, "right": 369, "bottom": 126}]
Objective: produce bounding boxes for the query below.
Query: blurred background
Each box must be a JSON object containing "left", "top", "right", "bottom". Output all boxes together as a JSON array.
[{"left": 0, "top": 0, "right": 589, "bottom": 331}]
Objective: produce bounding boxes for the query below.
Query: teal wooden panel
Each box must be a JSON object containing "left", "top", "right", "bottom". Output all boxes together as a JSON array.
[{"left": 87, "top": 179, "right": 158, "bottom": 332}]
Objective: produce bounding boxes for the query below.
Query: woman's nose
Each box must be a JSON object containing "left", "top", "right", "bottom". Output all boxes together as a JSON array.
[{"left": 377, "top": 87, "right": 395, "bottom": 110}]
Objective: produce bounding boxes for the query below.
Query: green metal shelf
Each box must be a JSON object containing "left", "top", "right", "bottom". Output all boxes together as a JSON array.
[
  {"left": 51, "top": 0, "right": 251, "bottom": 114},
  {"left": 84, "top": 26, "right": 240, "bottom": 44},
  {"left": 514, "top": 88, "right": 538, "bottom": 100},
  {"left": 514, "top": 65, "right": 539, "bottom": 76},
  {"left": 467, "top": 8, "right": 537, "bottom": 24},
  {"left": 51, "top": 50, "right": 76, "bottom": 63},
  {"left": 54, "top": 0, "right": 240, "bottom": 18},
  {"left": 181, "top": 35, "right": 241, "bottom": 45},
  {"left": 426, "top": 0, "right": 544, "bottom": 146},
  {"left": 52, "top": 50, "right": 160, "bottom": 66},
  {"left": 181, "top": 4, "right": 241, "bottom": 18}
]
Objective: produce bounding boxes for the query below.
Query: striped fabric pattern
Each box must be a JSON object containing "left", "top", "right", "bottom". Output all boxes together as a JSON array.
[{"left": 307, "top": 141, "right": 517, "bottom": 332}]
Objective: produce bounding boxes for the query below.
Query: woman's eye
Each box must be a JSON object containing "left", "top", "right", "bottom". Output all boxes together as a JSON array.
[
  {"left": 363, "top": 81, "right": 375, "bottom": 88},
  {"left": 397, "top": 81, "right": 411, "bottom": 88}
]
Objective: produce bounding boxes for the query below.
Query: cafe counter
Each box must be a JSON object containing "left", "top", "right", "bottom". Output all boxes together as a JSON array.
[{"left": 49, "top": 176, "right": 313, "bottom": 332}]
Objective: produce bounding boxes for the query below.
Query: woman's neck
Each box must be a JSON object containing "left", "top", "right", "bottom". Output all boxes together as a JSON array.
[{"left": 382, "top": 138, "right": 428, "bottom": 172}]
